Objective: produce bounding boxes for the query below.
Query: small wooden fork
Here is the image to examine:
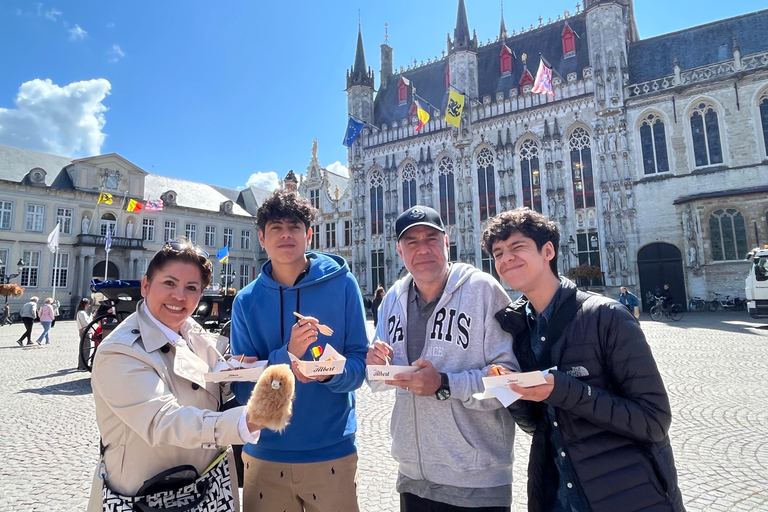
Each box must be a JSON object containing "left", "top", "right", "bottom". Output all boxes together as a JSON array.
[{"left": 293, "top": 312, "right": 334, "bottom": 336}]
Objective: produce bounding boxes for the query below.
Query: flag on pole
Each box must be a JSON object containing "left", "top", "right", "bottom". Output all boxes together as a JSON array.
[
  {"left": 126, "top": 199, "right": 143, "bottom": 212},
  {"left": 105, "top": 225, "right": 113, "bottom": 252},
  {"left": 531, "top": 58, "right": 555, "bottom": 96},
  {"left": 98, "top": 192, "right": 114, "bottom": 205},
  {"left": 216, "top": 246, "right": 229, "bottom": 264},
  {"left": 445, "top": 89, "right": 465, "bottom": 128},
  {"left": 342, "top": 117, "right": 365, "bottom": 148},
  {"left": 47, "top": 222, "right": 60, "bottom": 254},
  {"left": 145, "top": 199, "right": 164, "bottom": 211},
  {"left": 413, "top": 100, "right": 430, "bottom": 132}
]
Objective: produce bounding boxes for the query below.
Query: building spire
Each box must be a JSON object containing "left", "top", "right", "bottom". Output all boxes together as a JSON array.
[
  {"left": 500, "top": 1, "right": 507, "bottom": 40},
  {"left": 347, "top": 22, "right": 374, "bottom": 89},
  {"left": 451, "top": 0, "right": 474, "bottom": 52}
]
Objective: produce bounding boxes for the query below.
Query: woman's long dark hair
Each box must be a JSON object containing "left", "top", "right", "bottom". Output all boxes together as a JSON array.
[{"left": 76, "top": 298, "right": 90, "bottom": 312}]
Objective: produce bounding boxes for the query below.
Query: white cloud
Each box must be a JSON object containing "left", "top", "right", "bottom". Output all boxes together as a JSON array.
[
  {"left": 107, "top": 44, "right": 125, "bottom": 63},
  {"left": 0, "top": 78, "right": 111, "bottom": 157},
  {"left": 326, "top": 161, "right": 349, "bottom": 177},
  {"left": 246, "top": 172, "right": 280, "bottom": 191},
  {"left": 68, "top": 24, "right": 87, "bottom": 41},
  {"left": 43, "top": 8, "right": 61, "bottom": 21},
  {"left": 106, "top": 22, "right": 115, "bottom": 29}
]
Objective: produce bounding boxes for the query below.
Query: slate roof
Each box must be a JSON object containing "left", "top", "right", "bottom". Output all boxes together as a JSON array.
[
  {"left": 144, "top": 175, "right": 252, "bottom": 217},
  {"left": 373, "top": 14, "right": 590, "bottom": 128},
  {"left": 0, "top": 145, "right": 73, "bottom": 186},
  {"left": 628, "top": 9, "right": 768, "bottom": 83}
]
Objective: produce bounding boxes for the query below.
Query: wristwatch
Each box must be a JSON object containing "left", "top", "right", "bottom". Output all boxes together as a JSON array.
[{"left": 435, "top": 372, "right": 451, "bottom": 400}]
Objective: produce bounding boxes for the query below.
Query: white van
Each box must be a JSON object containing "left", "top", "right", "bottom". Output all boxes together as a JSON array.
[{"left": 745, "top": 246, "right": 768, "bottom": 319}]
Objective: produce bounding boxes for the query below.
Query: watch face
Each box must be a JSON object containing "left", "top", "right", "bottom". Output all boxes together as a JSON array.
[{"left": 436, "top": 388, "right": 451, "bottom": 401}]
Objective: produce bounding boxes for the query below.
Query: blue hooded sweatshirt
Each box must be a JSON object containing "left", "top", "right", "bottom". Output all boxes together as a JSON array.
[{"left": 230, "top": 252, "right": 368, "bottom": 463}]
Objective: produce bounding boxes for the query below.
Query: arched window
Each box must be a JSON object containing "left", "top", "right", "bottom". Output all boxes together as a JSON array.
[
  {"left": 476, "top": 148, "right": 497, "bottom": 221},
  {"left": 369, "top": 170, "right": 384, "bottom": 235},
  {"left": 500, "top": 45, "right": 512, "bottom": 75},
  {"left": 569, "top": 127, "right": 594, "bottom": 209},
  {"left": 690, "top": 102, "right": 723, "bottom": 167},
  {"left": 640, "top": 113, "right": 670, "bottom": 175},
  {"left": 519, "top": 139, "right": 542, "bottom": 213},
  {"left": 759, "top": 92, "right": 768, "bottom": 157},
  {"left": 438, "top": 156, "right": 456, "bottom": 225},
  {"left": 100, "top": 212, "right": 117, "bottom": 237},
  {"left": 709, "top": 208, "right": 748, "bottom": 261},
  {"left": 562, "top": 23, "right": 576, "bottom": 56},
  {"left": 402, "top": 163, "right": 418, "bottom": 211}
]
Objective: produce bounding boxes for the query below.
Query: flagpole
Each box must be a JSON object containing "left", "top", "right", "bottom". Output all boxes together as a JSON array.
[
  {"left": 347, "top": 113, "right": 381, "bottom": 132},
  {"left": 447, "top": 86, "right": 483, "bottom": 108},
  {"left": 51, "top": 247, "right": 58, "bottom": 301},
  {"left": 104, "top": 247, "right": 110, "bottom": 281}
]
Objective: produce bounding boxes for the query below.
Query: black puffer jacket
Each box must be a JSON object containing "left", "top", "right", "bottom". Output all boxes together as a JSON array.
[{"left": 497, "top": 279, "right": 685, "bottom": 512}]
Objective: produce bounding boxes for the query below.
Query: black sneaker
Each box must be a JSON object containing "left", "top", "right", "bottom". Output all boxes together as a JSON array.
[{"left": 16, "top": 339, "right": 23, "bottom": 347}]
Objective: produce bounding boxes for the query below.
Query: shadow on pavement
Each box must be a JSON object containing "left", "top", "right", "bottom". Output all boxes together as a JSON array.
[
  {"left": 18, "top": 378, "right": 92, "bottom": 396},
  {"left": 643, "top": 311, "right": 768, "bottom": 337},
  {"left": 27, "top": 368, "right": 83, "bottom": 381}
]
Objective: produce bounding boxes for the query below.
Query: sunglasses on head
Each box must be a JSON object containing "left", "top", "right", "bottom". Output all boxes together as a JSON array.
[{"left": 164, "top": 240, "right": 209, "bottom": 259}]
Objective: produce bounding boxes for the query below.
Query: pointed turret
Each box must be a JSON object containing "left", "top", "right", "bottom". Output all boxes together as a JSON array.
[
  {"left": 449, "top": 0, "right": 477, "bottom": 54},
  {"left": 347, "top": 27, "right": 374, "bottom": 89},
  {"left": 499, "top": 2, "right": 508, "bottom": 40}
]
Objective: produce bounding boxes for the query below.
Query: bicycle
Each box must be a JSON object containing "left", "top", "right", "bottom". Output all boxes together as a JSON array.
[
  {"left": 688, "top": 297, "right": 707, "bottom": 312},
  {"left": 650, "top": 296, "right": 683, "bottom": 321},
  {"left": 708, "top": 292, "right": 746, "bottom": 311}
]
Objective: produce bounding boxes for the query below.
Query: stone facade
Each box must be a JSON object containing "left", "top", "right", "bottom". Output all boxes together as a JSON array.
[{"left": 340, "top": 0, "right": 768, "bottom": 306}]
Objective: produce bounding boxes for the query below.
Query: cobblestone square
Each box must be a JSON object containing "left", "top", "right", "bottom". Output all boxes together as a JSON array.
[{"left": 0, "top": 313, "right": 766, "bottom": 511}]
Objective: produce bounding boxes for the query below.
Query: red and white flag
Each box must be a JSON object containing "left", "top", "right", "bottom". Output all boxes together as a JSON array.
[{"left": 145, "top": 199, "right": 164, "bottom": 211}]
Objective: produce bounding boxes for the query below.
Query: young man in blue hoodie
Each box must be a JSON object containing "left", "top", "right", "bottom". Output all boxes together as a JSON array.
[{"left": 230, "top": 190, "right": 368, "bottom": 512}]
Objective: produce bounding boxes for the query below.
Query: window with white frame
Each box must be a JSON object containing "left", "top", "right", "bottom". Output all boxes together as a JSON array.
[
  {"left": 185, "top": 223, "right": 197, "bottom": 244},
  {"left": 139, "top": 258, "right": 149, "bottom": 276},
  {"left": 310, "top": 189, "right": 320, "bottom": 209},
  {"left": 20, "top": 250, "right": 40, "bottom": 287},
  {"left": 142, "top": 218, "right": 156, "bottom": 242},
  {"left": 223, "top": 228, "right": 234, "bottom": 248},
  {"left": 709, "top": 208, "right": 748, "bottom": 261},
  {"left": 481, "top": 252, "right": 499, "bottom": 280},
  {"left": 56, "top": 208, "right": 73, "bottom": 234},
  {"left": 477, "top": 148, "right": 497, "bottom": 221},
  {"left": 690, "top": 102, "right": 723, "bottom": 167},
  {"left": 344, "top": 220, "right": 352, "bottom": 246},
  {"left": 311, "top": 224, "right": 321, "bottom": 250},
  {"left": 25, "top": 204, "right": 44, "bottom": 232},
  {"left": 438, "top": 156, "right": 456, "bottom": 225},
  {"left": 239, "top": 264, "right": 250, "bottom": 289},
  {"left": 569, "top": 128, "right": 595, "bottom": 209},
  {"left": 205, "top": 226, "right": 217, "bottom": 247},
  {"left": 449, "top": 243, "right": 458, "bottom": 262},
  {"left": 402, "top": 163, "right": 418, "bottom": 211},
  {"left": 51, "top": 253, "right": 69, "bottom": 288},
  {"left": 241, "top": 230, "right": 251, "bottom": 250},
  {"left": 576, "top": 232, "right": 603, "bottom": 287},
  {"left": 164, "top": 221, "right": 177, "bottom": 242},
  {"left": 100, "top": 213, "right": 117, "bottom": 236},
  {"left": 0, "top": 201, "right": 11, "bottom": 230},
  {"left": 325, "top": 223, "right": 336, "bottom": 248},
  {"left": 371, "top": 249, "right": 385, "bottom": 291},
  {"left": 760, "top": 92, "right": 768, "bottom": 157},
  {"left": 520, "top": 139, "right": 542, "bottom": 213},
  {"left": 640, "top": 113, "right": 670, "bottom": 175},
  {"left": 0, "top": 249, "right": 8, "bottom": 277}
]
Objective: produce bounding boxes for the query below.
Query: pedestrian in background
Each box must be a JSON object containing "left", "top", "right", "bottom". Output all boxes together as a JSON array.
[
  {"left": 1, "top": 303, "right": 11, "bottom": 326},
  {"left": 619, "top": 286, "right": 641, "bottom": 319},
  {"left": 371, "top": 285, "right": 385, "bottom": 327},
  {"left": 16, "top": 296, "right": 38, "bottom": 346},
  {"left": 50, "top": 298, "right": 61, "bottom": 328},
  {"left": 36, "top": 298, "right": 55, "bottom": 345},
  {"left": 76, "top": 298, "right": 92, "bottom": 370}
]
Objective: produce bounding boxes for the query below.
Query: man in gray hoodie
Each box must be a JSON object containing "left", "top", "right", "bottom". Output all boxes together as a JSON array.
[{"left": 367, "top": 206, "right": 519, "bottom": 512}]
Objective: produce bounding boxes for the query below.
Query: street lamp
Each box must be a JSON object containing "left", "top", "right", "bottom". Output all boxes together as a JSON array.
[
  {"left": 0, "top": 258, "right": 25, "bottom": 305},
  {"left": 567, "top": 236, "right": 578, "bottom": 257},
  {"left": 220, "top": 268, "right": 237, "bottom": 296}
]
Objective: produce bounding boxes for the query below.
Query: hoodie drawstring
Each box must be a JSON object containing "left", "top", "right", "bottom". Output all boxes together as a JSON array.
[{"left": 279, "top": 286, "right": 284, "bottom": 341}]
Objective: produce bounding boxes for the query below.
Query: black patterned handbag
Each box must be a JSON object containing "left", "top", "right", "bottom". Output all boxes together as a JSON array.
[{"left": 100, "top": 448, "right": 237, "bottom": 512}]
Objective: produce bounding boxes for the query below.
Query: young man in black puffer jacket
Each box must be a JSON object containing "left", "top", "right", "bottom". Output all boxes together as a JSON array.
[{"left": 482, "top": 208, "right": 685, "bottom": 512}]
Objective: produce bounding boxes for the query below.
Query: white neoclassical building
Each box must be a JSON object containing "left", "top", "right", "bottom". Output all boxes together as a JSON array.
[{"left": 0, "top": 145, "right": 264, "bottom": 316}]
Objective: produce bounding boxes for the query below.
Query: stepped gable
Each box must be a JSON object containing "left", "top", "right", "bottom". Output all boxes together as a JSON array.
[
  {"left": 628, "top": 9, "right": 768, "bottom": 83},
  {"left": 373, "top": 13, "right": 589, "bottom": 129}
]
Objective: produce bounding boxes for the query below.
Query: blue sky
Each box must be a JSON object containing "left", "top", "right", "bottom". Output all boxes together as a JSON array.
[{"left": 1, "top": 1, "right": 765, "bottom": 191}]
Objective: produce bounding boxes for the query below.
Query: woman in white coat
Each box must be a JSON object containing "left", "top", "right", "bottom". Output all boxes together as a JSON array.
[{"left": 88, "top": 240, "right": 262, "bottom": 511}]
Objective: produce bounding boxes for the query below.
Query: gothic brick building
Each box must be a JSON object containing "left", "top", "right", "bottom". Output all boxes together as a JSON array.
[{"left": 337, "top": 0, "right": 768, "bottom": 306}]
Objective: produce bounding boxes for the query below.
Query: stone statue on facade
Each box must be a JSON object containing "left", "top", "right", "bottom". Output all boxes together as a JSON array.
[
  {"left": 607, "top": 131, "right": 617, "bottom": 153},
  {"left": 606, "top": 243, "right": 616, "bottom": 276},
  {"left": 618, "top": 244, "right": 629, "bottom": 273},
  {"left": 82, "top": 215, "right": 90, "bottom": 234},
  {"left": 685, "top": 205, "right": 701, "bottom": 268},
  {"left": 126, "top": 220, "right": 134, "bottom": 239}
]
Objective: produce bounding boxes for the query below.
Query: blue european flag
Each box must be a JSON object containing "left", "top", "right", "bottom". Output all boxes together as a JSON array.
[{"left": 342, "top": 117, "right": 365, "bottom": 148}]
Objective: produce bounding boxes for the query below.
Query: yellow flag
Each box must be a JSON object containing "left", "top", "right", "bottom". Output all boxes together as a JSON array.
[
  {"left": 445, "top": 89, "right": 465, "bottom": 128},
  {"left": 98, "top": 192, "right": 113, "bottom": 205}
]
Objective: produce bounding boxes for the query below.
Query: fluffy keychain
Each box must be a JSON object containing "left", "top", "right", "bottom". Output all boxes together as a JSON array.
[{"left": 245, "top": 364, "right": 295, "bottom": 432}]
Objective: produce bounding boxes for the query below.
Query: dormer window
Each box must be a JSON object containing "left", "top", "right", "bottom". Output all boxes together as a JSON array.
[
  {"left": 398, "top": 77, "right": 410, "bottom": 104},
  {"left": 500, "top": 45, "right": 513, "bottom": 75},
  {"left": 562, "top": 23, "right": 576, "bottom": 57}
]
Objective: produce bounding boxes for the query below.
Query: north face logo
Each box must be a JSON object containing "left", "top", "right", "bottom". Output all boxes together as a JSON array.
[{"left": 566, "top": 366, "right": 589, "bottom": 378}]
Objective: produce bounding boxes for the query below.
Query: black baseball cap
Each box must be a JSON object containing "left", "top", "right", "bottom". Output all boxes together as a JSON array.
[{"left": 396, "top": 206, "right": 445, "bottom": 240}]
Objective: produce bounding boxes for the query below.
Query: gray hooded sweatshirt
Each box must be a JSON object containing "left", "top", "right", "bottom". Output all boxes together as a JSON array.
[{"left": 371, "top": 263, "right": 520, "bottom": 490}]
